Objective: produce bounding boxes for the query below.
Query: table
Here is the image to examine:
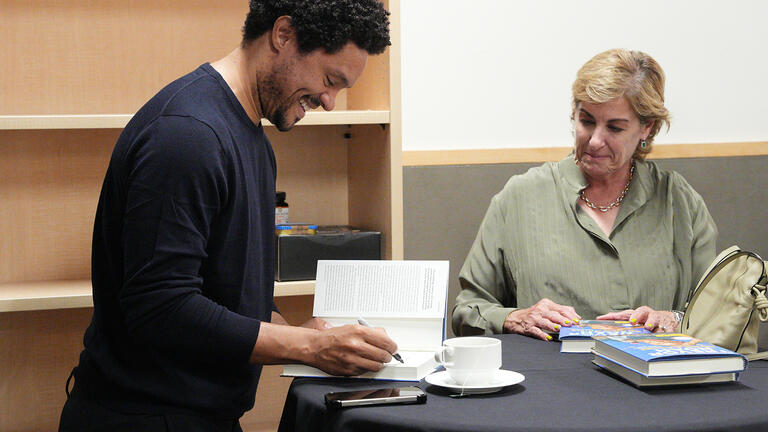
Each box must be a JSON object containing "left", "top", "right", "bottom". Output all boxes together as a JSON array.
[{"left": 278, "top": 334, "right": 768, "bottom": 432}]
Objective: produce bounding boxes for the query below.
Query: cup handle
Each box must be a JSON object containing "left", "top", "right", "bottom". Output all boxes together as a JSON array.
[{"left": 434, "top": 346, "right": 454, "bottom": 367}]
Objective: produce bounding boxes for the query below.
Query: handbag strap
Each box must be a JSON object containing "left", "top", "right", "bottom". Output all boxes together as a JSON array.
[
  {"left": 755, "top": 284, "right": 768, "bottom": 322},
  {"left": 750, "top": 272, "right": 768, "bottom": 361}
]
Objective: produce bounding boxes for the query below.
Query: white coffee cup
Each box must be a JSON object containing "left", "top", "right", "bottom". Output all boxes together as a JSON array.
[{"left": 434, "top": 337, "right": 502, "bottom": 386}]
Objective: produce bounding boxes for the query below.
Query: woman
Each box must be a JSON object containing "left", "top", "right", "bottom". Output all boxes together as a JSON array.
[{"left": 452, "top": 49, "right": 717, "bottom": 340}]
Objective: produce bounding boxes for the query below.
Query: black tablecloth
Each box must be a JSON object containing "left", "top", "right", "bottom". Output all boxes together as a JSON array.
[{"left": 278, "top": 334, "right": 768, "bottom": 432}]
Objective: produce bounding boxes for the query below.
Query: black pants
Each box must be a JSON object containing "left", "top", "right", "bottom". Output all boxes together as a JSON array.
[{"left": 59, "top": 369, "right": 243, "bottom": 432}]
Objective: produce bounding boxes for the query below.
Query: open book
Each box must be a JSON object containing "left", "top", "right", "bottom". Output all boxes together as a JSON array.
[{"left": 282, "top": 260, "right": 449, "bottom": 381}]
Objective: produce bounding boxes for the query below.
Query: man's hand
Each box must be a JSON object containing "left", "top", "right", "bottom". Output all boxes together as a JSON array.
[
  {"left": 597, "top": 306, "right": 679, "bottom": 332},
  {"left": 504, "top": 298, "right": 581, "bottom": 340},
  {"left": 250, "top": 321, "right": 398, "bottom": 376},
  {"left": 308, "top": 324, "right": 398, "bottom": 376}
]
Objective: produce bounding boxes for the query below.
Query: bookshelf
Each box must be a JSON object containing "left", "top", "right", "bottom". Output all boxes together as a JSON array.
[{"left": 0, "top": 1, "right": 402, "bottom": 431}]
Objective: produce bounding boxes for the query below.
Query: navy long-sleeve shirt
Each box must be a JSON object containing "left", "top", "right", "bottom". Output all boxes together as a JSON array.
[{"left": 76, "top": 63, "right": 277, "bottom": 418}]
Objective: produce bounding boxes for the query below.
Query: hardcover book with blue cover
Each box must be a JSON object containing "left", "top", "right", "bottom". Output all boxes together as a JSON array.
[
  {"left": 592, "top": 356, "right": 738, "bottom": 387},
  {"left": 592, "top": 333, "right": 748, "bottom": 377},
  {"left": 558, "top": 320, "right": 650, "bottom": 353}
]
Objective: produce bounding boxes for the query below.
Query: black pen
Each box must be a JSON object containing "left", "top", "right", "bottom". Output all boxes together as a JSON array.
[{"left": 357, "top": 317, "right": 404, "bottom": 363}]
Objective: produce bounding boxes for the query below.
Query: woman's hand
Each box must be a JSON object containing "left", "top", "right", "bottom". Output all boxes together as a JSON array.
[
  {"left": 504, "top": 298, "right": 581, "bottom": 340},
  {"left": 597, "top": 306, "right": 678, "bottom": 332}
]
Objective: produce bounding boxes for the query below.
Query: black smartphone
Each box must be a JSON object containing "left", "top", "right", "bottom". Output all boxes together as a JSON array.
[{"left": 324, "top": 386, "right": 427, "bottom": 408}]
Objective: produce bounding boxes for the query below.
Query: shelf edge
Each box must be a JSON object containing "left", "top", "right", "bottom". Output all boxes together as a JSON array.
[
  {"left": 273, "top": 280, "right": 316, "bottom": 297},
  {"left": 0, "top": 111, "right": 390, "bottom": 130},
  {"left": 0, "top": 295, "right": 94, "bottom": 313},
  {"left": 0, "top": 114, "right": 134, "bottom": 130},
  {"left": 0, "top": 280, "right": 314, "bottom": 313}
]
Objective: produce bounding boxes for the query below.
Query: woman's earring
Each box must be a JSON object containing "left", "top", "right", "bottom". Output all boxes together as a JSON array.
[{"left": 640, "top": 140, "right": 647, "bottom": 149}]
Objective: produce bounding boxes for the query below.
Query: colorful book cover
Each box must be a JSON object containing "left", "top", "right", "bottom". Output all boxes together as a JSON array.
[
  {"left": 558, "top": 320, "right": 650, "bottom": 340},
  {"left": 593, "top": 333, "right": 744, "bottom": 362}
]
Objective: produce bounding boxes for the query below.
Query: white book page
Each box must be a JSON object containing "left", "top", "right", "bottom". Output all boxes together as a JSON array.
[
  {"left": 323, "top": 317, "right": 444, "bottom": 351},
  {"left": 381, "top": 351, "right": 435, "bottom": 367},
  {"left": 313, "top": 260, "right": 449, "bottom": 318}
]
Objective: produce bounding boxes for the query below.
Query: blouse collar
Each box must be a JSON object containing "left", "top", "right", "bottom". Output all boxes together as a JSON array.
[{"left": 556, "top": 154, "right": 656, "bottom": 237}]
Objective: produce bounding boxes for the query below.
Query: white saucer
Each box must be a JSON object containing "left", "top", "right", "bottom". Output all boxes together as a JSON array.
[{"left": 424, "top": 369, "right": 525, "bottom": 394}]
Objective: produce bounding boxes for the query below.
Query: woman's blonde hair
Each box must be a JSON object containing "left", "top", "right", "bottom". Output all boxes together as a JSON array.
[{"left": 572, "top": 49, "right": 670, "bottom": 160}]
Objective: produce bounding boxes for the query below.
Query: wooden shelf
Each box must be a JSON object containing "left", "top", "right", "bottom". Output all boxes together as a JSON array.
[
  {"left": 0, "top": 110, "right": 390, "bottom": 130},
  {"left": 0, "top": 114, "right": 134, "bottom": 130},
  {"left": 273, "top": 280, "right": 317, "bottom": 297},
  {"left": 0, "top": 279, "right": 315, "bottom": 313},
  {"left": 277, "top": 110, "right": 390, "bottom": 126},
  {"left": 0, "top": 280, "right": 93, "bottom": 312}
]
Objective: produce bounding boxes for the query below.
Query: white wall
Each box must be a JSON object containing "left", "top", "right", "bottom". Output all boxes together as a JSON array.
[{"left": 401, "top": 0, "right": 768, "bottom": 151}]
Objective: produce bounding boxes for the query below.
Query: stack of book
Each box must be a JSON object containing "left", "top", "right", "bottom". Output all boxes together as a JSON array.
[
  {"left": 591, "top": 333, "right": 748, "bottom": 387},
  {"left": 558, "top": 320, "right": 650, "bottom": 353}
]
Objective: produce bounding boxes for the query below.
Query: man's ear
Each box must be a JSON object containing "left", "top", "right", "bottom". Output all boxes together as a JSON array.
[{"left": 270, "top": 16, "right": 296, "bottom": 52}]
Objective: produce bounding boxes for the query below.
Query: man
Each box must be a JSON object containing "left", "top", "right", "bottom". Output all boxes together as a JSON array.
[{"left": 59, "top": 1, "right": 395, "bottom": 430}]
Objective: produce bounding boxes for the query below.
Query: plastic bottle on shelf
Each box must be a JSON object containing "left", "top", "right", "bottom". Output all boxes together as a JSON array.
[{"left": 275, "top": 191, "right": 289, "bottom": 225}]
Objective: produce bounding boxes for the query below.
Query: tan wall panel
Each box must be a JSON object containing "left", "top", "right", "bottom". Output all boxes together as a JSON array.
[
  {"left": 402, "top": 142, "right": 768, "bottom": 166},
  {"left": 0, "top": 308, "right": 92, "bottom": 432},
  {"left": 346, "top": 48, "right": 390, "bottom": 111},
  {"left": 650, "top": 142, "right": 768, "bottom": 159},
  {"left": 345, "top": 0, "right": 390, "bottom": 111},
  {"left": 2, "top": 0, "right": 393, "bottom": 115},
  {"left": 0, "top": 129, "right": 116, "bottom": 283},
  {"left": 348, "top": 124, "right": 392, "bottom": 259},
  {"left": 2, "top": 0, "right": 247, "bottom": 114},
  {"left": 268, "top": 125, "right": 350, "bottom": 226}
]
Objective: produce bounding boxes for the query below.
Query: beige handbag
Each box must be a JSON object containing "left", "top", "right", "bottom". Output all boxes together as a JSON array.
[{"left": 681, "top": 246, "right": 768, "bottom": 360}]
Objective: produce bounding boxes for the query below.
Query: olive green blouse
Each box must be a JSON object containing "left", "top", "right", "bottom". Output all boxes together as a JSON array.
[{"left": 452, "top": 156, "right": 717, "bottom": 336}]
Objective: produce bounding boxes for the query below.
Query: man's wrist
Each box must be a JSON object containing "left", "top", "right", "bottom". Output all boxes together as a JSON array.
[{"left": 251, "top": 322, "right": 316, "bottom": 365}]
